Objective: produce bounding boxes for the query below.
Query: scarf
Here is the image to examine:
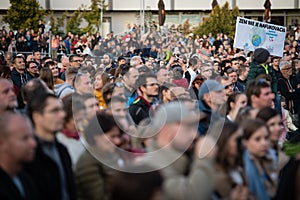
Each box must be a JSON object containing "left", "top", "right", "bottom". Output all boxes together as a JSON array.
[{"left": 243, "top": 150, "right": 270, "bottom": 200}]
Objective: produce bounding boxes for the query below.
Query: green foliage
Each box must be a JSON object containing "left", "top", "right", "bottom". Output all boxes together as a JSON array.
[
  {"left": 66, "top": 9, "right": 83, "bottom": 35},
  {"left": 193, "top": 1, "right": 239, "bottom": 38},
  {"left": 49, "top": 11, "right": 67, "bottom": 35},
  {"left": 81, "top": 0, "right": 102, "bottom": 33},
  {"left": 3, "top": 0, "right": 46, "bottom": 31},
  {"left": 182, "top": 19, "right": 192, "bottom": 35}
]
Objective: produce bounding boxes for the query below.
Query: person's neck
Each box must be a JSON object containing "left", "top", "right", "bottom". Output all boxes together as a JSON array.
[
  {"left": 123, "top": 82, "right": 134, "bottom": 93},
  {"left": 35, "top": 126, "right": 56, "bottom": 142},
  {"left": 272, "top": 65, "right": 279, "bottom": 70},
  {"left": 0, "top": 159, "right": 21, "bottom": 177},
  {"left": 238, "top": 75, "right": 246, "bottom": 81},
  {"left": 29, "top": 72, "right": 36, "bottom": 77},
  {"left": 282, "top": 73, "right": 290, "bottom": 80},
  {"left": 66, "top": 79, "right": 73, "bottom": 85},
  {"left": 142, "top": 95, "right": 153, "bottom": 103},
  {"left": 15, "top": 68, "right": 24, "bottom": 74}
]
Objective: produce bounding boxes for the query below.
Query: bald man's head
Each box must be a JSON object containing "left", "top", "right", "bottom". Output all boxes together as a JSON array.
[{"left": 0, "top": 79, "right": 18, "bottom": 112}]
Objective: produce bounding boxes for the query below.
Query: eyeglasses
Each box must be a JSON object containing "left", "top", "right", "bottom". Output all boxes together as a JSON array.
[
  {"left": 29, "top": 65, "right": 38, "bottom": 69},
  {"left": 282, "top": 67, "right": 292, "bottom": 70},
  {"left": 224, "top": 83, "right": 233, "bottom": 89},
  {"left": 145, "top": 83, "right": 159, "bottom": 87},
  {"left": 202, "top": 69, "right": 212, "bottom": 72}
]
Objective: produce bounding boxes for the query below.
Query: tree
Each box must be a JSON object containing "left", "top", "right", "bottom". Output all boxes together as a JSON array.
[
  {"left": 66, "top": 9, "right": 83, "bottom": 35},
  {"left": 81, "top": 0, "right": 103, "bottom": 33},
  {"left": 3, "top": 0, "right": 46, "bottom": 30},
  {"left": 49, "top": 11, "right": 67, "bottom": 35},
  {"left": 193, "top": 2, "right": 239, "bottom": 37}
]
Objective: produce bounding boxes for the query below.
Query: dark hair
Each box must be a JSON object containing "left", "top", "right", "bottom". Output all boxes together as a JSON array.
[
  {"left": 211, "top": 121, "right": 241, "bottom": 172},
  {"left": 26, "top": 61, "right": 38, "bottom": 69},
  {"left": 39, "top": 67, "right": 54, "bottom": 91},
  {"left": 226, "top": 67, "right": 236, "bottom": 75},
  {"left": 255, "top": 74, "right": 272, "bottom": 83},
  {"left": 271, "top": 56, "right": 280, "bottom": 63},
  {"left": 238, "top": 64, "right": 249, "bottom": 75},
  {"left": 65, "top": 67, "right": 78, "bottom": 82},
  {"left": 172, "top": 67, "right": 183, "bottom": 80},
  {"left": 227, "top": 91, "right": 244, "bottom": 113},
  {"left": 28, "top": 93, "right": 58, "bottom": 122},
  {"left": 62, "top": 94, "right": 85, "bottom": 125},
  {"left": 110, "top": 165, "right": 163, "bottom": 200},
  {"left": 135, "top": 73, "right": 156, "bottom": 89},
  {"left": 120, "top": 65, "right": 132, "bottom": 77},
  {"left": 256, "top": 107, "right": 280, "bottom": 123},
  {"left": 21, "top": 78, "right": 49, "bottom": 104},
  {"left": 41, "top": 56, "right": 52, "bottom": 65},
  {"left": 102, "top": 82, "right": 124, "bottom": 104},
  {"left": 242, "top": 119, "right": 268, "bottom": 140},
  {"left": 85, "top": 111, "right": 120, "bottom": 145},
  {"left": 0, "top": 65, "right": 11, "bottom": 79},
  {"left": 69, "top": 54, "right": 80, "bottom": 63},
  {"left": 246, "top": 79, "right": 270, "bottom": 105},
  {"left": 235, "top": 106, "right": 256, "bottom": 124},
  {"left": 44, "top": 61, "right": 56, "bottom": 68}
]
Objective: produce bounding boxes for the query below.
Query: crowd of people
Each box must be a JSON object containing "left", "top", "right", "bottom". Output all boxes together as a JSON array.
[{"left": 1, "top": 20, "right": 300, "bottom": 200}]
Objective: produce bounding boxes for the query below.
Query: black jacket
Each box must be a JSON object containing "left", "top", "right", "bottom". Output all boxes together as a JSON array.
[
  {"left": 129, "top": 96, "right": 152, "bottom": 126},
  {"left": 0, "top": 168, "right": 38, "bottom": 200},
  {"left": 24, "top": 138, "right": 76, "bottom": 200}
]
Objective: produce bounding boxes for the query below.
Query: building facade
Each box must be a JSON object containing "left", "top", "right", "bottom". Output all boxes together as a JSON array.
[{"left": 0, "top": 0, "right": 300, "bottom": 35}]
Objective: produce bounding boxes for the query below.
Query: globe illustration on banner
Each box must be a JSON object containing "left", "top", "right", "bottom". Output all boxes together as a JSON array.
[{"left": 249, "top": 27, "right": 266, "bottom": 47}]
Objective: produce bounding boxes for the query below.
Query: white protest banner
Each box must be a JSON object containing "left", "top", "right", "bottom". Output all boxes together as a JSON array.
[{"left": 233, "top": 17, "right": 286, "bottom": 57}]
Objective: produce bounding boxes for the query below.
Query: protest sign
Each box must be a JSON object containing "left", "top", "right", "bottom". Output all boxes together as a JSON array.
[{"left": 233, "top": 17, "right": 286, "bottom": 57}]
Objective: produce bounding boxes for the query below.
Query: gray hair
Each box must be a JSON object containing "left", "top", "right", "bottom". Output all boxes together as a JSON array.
[
  {"left": 279, "top": 61, "right": 291, "bottom": 71},
  {"left": 130, "top": 56, "right": 142, "bottom": 67}
]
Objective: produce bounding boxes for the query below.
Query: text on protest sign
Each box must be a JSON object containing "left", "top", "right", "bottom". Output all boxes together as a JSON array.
[{"left": 233, "top": 17, "right": 286, "bottom": 57}]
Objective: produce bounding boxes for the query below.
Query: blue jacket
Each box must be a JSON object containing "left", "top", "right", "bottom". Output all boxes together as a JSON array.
[{"left": 198, "top": 100, "right": 223, "bottom": 136}]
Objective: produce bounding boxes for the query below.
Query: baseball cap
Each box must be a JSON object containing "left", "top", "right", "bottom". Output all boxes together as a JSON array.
[{"left": 198, "top": 80, "right": 224, "bottom": 99}]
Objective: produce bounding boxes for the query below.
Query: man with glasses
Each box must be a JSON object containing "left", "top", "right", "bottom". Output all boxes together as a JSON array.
[
  {"left": 26, "top": 61, "right": 39, "bottom": 79},
  {"left": 129, "top": 73, "right": 159, "bottom": 126},
  {"left": 69, "top": 54, "right": 82, "bottom": 68},
  {"left": 278, "top": 61, "right": 300, "bottom": 119},
  {"left": 219, "top": 76, "right": 233, "bottom": 100},
  {"left": 201, "top": 64, "right": 213, "bottom": 80},
  {"left": 227, "top": 68, "right": 245, "bottom": 92}
]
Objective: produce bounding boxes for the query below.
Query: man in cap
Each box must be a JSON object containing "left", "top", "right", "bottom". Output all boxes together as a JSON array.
[
  {"left": 198, "top": 80, "right": 226, "bottom": 135},
  {"left": 140, "top": 102, "right": 216, "bottom": 200},
  {"left": 247, "top": 48, "right": 277, "bottom": 93}
]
